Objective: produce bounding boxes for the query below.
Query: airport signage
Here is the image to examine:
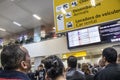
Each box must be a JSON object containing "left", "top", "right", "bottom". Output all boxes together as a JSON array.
[{"left": 54, "top": 0, "right": 120, "bottom": 33}]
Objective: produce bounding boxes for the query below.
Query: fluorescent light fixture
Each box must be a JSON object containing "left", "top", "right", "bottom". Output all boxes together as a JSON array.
[
  {"left": 33, "top": 14, "right": 41, "bottom": 20},
  {"left": 53, "top": 27, "right": 56, "bottom": 30},
  {"left": 90, "top": 0, "right": 96, "bottom": 6},
  {"left": 0, "top": 28, "right": 6, "bottom": 32},
  {"left": 13, "top": 21, "right": 22, "bottom": 26},
  {"left": 61, "top": 8, "right": 67, "bottom": 14}
]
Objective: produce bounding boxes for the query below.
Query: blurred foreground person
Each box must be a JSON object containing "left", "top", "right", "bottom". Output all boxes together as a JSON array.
[
  {"left": 94, "top": 47, "right": 120, "bottom": 80},
  {"left": 43, "top": 55, "right": 65, "bottom": 80},
  {"left": 0, "top": 44, "right": 31, "bottom": 80},
  {"left": 66, "top": 56, "right": 85, "bottom": 80}
]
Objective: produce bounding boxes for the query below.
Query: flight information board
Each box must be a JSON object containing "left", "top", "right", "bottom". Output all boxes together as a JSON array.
[{"left": 67, "top": 26, "right": 101, "bottom": 49}]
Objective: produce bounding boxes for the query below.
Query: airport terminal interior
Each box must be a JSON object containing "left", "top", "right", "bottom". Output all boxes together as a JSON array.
[{"left": 0, "top": 0, "right": 120, "bottom": 80}]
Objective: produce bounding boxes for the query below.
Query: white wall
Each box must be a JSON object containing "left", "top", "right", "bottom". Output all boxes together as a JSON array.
[
  {"left": 23, "top": 37, "right": 120, "bottom": 57},
  {"left": 23, "top": 37, "right": 70, "bottom": 57}
]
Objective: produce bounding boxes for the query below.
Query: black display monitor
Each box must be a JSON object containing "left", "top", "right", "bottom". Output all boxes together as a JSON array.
[
  {"left": 100, "top": 23, "right": 120, "bottom": 43},
  {"left": 66, "top": 26, "right": 101, "bottom": 49}
]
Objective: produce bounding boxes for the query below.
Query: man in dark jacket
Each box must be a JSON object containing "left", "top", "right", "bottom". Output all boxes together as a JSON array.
[
  {"left": 0, "top": 44, "right": 31, "bottom": 80},
  {"left": 94, "top": 47, "right": 120, "bottom": 80},
  {"left": 66, "top": 56, "right": 85, "bottom": 80}
]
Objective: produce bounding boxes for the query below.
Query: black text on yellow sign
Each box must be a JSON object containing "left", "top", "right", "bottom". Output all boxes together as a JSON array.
[{"left": 54, "top": 0, "right": 120, "bottom": 33}]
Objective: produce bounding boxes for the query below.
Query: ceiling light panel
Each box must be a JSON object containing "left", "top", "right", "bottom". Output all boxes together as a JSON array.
[
  {"left": 0, "top": 28, "right": 6, "bottom": 32},
  {"left": 13, "top": 21, "right": 22, "bottom": 26},
  {"left": 33, "top": 14, "right": 41, "bottom": 20}
]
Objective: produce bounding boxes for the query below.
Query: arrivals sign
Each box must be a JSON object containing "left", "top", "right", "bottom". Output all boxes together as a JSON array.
[{"left": 54, "top": 0, "right": 120, "bottom": 33}]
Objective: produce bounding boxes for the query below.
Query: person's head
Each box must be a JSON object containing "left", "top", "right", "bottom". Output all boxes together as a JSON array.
[
  {"left": 117, "top": 54, "right": 120, "bottom": 64},
  {"left": 81, "top": 63, "right": 91, "bottom": 75},
  {"left": 38, "top": 64, "right": 44, "bottom": 70},
  {"left": 99, "top": 59, "right": 105, "bottom": 67},
  {"left": 81, "top": 63, "right": 88, "bottom": 71},
  {"left": 43, "top": 55, "right": 64, "bottom": 80},
  {"left": 102, "top": 47, "right": 117, "bottom": 64},
  {"left": 67, "top": 56, "right": 77, "bottom": 68},
  {"left": 1, "top": 44, "right": 31, "bottom": 73}
]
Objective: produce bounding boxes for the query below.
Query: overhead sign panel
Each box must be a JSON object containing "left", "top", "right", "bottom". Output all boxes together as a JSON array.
[
  {"left": 54, "top": 0, "right": 120, "bottom": 33},
  {"left": 62, "top": 50, "right": 87, "bottom": 59}
]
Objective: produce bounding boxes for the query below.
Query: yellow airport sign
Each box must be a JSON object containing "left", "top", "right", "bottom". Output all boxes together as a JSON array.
[
  {"left": 62, "top": 50, "right": 87, "bottom": 59},
  {"left": 54, "top": 0, "right": 120, "bottom": 33}
]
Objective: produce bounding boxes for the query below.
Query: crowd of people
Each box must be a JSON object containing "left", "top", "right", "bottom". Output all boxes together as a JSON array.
[{"left": 0, "top": 44, "right": 120, "bottom": 80}]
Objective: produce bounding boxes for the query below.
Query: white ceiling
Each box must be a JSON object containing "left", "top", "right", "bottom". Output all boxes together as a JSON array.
[{"left": 0, "top": 0, "right": 54, "bottom": 37}]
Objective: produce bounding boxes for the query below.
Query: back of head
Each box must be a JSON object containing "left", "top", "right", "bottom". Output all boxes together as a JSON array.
[
  {"left": 39, "top": 64, "right": 43, "bottom": 68},
  {"left": 1, "top": 44, "right": 31, "bottom": 72},
  {"left": 43, "top": 55, "right": 64, "bottom": 80},
  {"left": 82, "top": 63, "right": 88, "bottom": 70},
  {"left": 67, "top": 56, "right": 77, "bottom": 68},
  {"left": 102, "top": 47, "right": 117, "bottom": 63}
]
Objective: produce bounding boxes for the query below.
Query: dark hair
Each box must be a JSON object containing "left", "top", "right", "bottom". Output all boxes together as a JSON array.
[
  {"left": 1, "top": 44, "right": 26, "bottom": 70},
  {"left": 78, "top": 63, "right": 81, "bottom": 69},
  {"left": 43, "top": 55, "right": 64, "bottom": 80},
  {"left": 39, "top": 64, "right": 43, "bottom": 68},
  {"left": 81, "top": 63, "right": 91, "bottom": 75},
  {"left": 102, "top": 47, "right": 117, "bottom": 63},
  {"left": 67, "top": 56, "right": 77, "bottom": 68}
]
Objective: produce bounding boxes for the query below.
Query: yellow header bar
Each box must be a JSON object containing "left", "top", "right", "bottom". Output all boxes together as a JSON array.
[{"left": 62, "top": 50, "right": 87, "bottom": 59}]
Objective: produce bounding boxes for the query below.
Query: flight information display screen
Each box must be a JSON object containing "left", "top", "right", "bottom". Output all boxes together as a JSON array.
[
  {"left": 67, "top": 26, "right": 101, "bottom": 49},
  {"left": 100, "top": 23, "right": 120, "bottom": 42}
]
